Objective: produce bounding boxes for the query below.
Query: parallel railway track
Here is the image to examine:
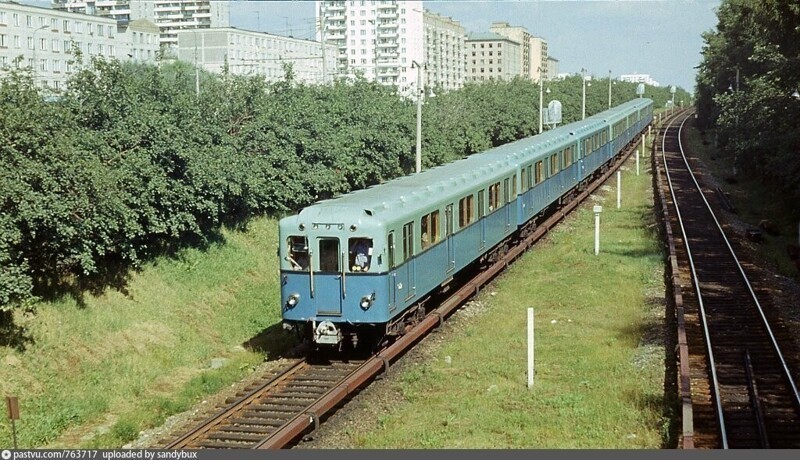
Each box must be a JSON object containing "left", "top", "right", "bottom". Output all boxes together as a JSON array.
[
  {"left": 164, "top": 130, "right": 648, "bottom": 450},
  {"left": 654, "top": 110, "right": 800, "bottom": 448}
]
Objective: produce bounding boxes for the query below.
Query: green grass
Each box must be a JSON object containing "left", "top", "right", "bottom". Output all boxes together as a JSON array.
[
  {"left": 682, "top": 122, "right": 800, "bottom": 281},
  {"left": 0, "top": 218, "right": 289, "bottom": 448},
  {"left": 347, "top": 153, "right": 670, "bottom": 448}
]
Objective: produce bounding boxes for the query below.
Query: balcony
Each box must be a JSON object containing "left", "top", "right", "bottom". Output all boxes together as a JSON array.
[{"left": 377, "top": 31, "right": 398, "bottom": 39}]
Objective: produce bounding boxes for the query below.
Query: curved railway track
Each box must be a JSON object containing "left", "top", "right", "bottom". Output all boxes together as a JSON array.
[
  {"left": 164, "top": 130, "right": 648, "bottom": 450},
  {"left": 654, "top": 110, "right": 800, "bottom": 448}
]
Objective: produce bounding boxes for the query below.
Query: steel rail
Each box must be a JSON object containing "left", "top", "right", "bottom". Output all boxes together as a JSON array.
[
  {"left": 671, "top": 117, "right": 800, "bottom": 414},
  {"left": 662, "top": 111, "right": 800, "bottom": 448},
  {"left": 165, "top": 359, "right": 307, "bottom": 449},
  {"left": 660, "top": 111, "right": 728, "bottom": 448}
]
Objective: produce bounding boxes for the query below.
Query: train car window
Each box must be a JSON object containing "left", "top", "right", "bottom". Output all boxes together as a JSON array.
[
  {"left": 503, "top": 178, "right": 510, "bottom": 204},
  {"left": 348, "top": 238, "right": 373, "bottom": 272},
  {"left": 526, "top": 165, "right": 533, "bottom": 188},
  {"left": 421, "top": 210, "right": 440, "bottom": 249},
  {"left": 550, "top": 154, "right": 559, "bottom": 175},
  {"left": 458, "top": 195, "right": 475, "bottom": 228},
  {"left": 583, "top": 138, "right": 590, "bottom": 155},
  {"left": 564, "top": 147, "right": 573, "bottom": 168},
  {"left": 488, "top": 182, "right": 500, "bottom": 212},
  {"left": 511, "top": 175, "right": 517, "bottom": 197},
  {"left": 286, "top": 236, "right": 309, "bottom": 271},
  {"left": 318, "top": 238, "right": 340, "bottom": 272},
  {"left": 521, "top": 167, "right": 528, "bottom": 192},
  {"left": 478, "top": 189, "right": 486, "bottom": 218},
  {"left": 445, "top": 204, "right": 454, "bottom": 237},
  {"left": 534, "top": 161, "right": 543, "bottom": 185},
  {"left": 402, "top": 222, "right": 414, "bottom": 260},
  {"left": 388, "top": 231, "right": 396, "bottom": 268}
]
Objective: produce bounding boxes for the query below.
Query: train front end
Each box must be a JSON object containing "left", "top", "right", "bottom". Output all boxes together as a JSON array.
[{"left": 278, "top": 206, "right": 390, "bottom": 348}]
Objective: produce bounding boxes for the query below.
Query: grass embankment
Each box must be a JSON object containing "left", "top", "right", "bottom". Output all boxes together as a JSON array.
[
  {"left": 682, "top": 122, "right": 800, "bottom": 281},
  {"left": 343, "top": 153, "right": 670, "bottom": 448},
  {"left": 0, "top": 218, "right": 288, "bottom": 448}
]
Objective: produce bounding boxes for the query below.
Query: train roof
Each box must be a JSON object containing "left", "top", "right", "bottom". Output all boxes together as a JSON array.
[{"left": 288, "top": 98, "right": 652, "bottom": 228}]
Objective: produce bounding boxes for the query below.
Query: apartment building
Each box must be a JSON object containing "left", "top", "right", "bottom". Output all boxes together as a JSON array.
[
  {"left": 422, "top": 9, "right": 465, "bottom": 92},
  {"left": 1, "top": 1, "right": 119, "bottom": 90},
  {"left": 176, "top": 27, "right": 337, "bottom": 84},
  {"left": 489, "top": 21, "right": 548, "bottom": 81},
  {"left": 316, "top": 0, "right": 423, "bottom": 92},
  {"left": 117, "top": 18, "right": 160, "bottom": 62},
  {"left": 465, "top": 32, "right": 521, "bottom": 82},
  {"left": 54, "top": 1, "right": 231, "bottom": 49}
]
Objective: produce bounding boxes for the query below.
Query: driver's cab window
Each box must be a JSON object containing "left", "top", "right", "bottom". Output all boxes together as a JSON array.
[
  {"left": 348, "top": 238, "right": 373, "bottom": 272},
  {"left": 286, "top": 236, "right": 309, "bottom": 271}
]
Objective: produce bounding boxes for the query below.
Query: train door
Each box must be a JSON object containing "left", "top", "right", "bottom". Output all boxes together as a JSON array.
[
  {"left": 445, "top": 203, "right": 455, "bottom": 273},
  {"left": 524, "top": 165, "right": 533, "bottom": 216},
  {"left": 503, "top": 177, "right": 512, "bottom": 232},
  {"left": 478, "top": 189, "right": 486, "bottom": 250},
  {"left": 316, "top": 237, "right": 343, "bottom": 316},
  {"left": 402, "top": 222, "right": 416, "bottom": 301},
  {"left": 387, "top": 231, "right": 397, "bottom": 313}
]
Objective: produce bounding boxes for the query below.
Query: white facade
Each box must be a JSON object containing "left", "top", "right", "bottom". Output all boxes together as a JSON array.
[
  {"left": 177, "top": 28, "right": 337, "bottom": 84},
  {"left": 117, "top": 18, "right": 160, "bottom": 62},
  {"left": 316, "top": 0, "right": 424, "bottom": 92},
  {"left": 54, "top": 1, "right": 231, "bottom": 49},
  {"left": 1, "top": 2, "right": 119, "bottom": 90},
  {"left": 423, "top": 9, "right": 465, "bottom": 92},
  {"left": 620, "top": 73, "right": 660, "bottom": 87}
]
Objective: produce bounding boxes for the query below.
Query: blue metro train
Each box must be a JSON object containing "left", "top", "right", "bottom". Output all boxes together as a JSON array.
[{"left": 279, "top": 98, "right": 654, "bottom": 348}]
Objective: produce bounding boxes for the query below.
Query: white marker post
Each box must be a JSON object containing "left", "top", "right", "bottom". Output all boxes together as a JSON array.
[
  {"left": 616, "top": 171, "right": 622, "bottom": 209},
  {"left": 636, "top": 147, "right": 640, "bottom": 176},
  {"left": 594, "top": 205, "right": 603, "bottom": 255},
  {"left": 642, "top": 134, "right": 647, "bottom": 158},
  {"left": 527, "top": 307, "right": 535, "bottom": 389}
]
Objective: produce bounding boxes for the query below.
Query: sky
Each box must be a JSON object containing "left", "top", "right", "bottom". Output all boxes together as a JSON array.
[{"left": 228, "top": 0, "right": 722, "bottom": 91}]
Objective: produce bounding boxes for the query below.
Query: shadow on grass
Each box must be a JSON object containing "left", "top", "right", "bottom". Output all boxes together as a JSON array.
[
  {"left": 30, "top": 228, "right": 230, "bottom": 308},
  {"left": 0, "top": 308, "right": 35, "bottom": 351},
  {"left": 242, "top": 321, "right": 299, "bottom": 361}
]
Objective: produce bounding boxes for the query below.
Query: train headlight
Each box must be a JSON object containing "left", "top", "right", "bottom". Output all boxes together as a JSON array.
[
  {"left": 286, "top": 293, "right": 300, "bottom": 308},
  {"left": 360, "top": 293, "right": 375, "bottom": 310}
]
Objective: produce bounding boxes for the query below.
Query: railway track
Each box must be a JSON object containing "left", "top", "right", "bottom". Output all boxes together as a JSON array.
[
  {"left": 654, "top": 110, "right": 800, "bottom": 448},
  {"left": 164, "top": 132, "right": 648, "bottom": 450}
]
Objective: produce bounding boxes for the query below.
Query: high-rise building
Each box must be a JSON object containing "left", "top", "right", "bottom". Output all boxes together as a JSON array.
[
  {"left": 423, "top": 10, "right": 465, "bottom": 92},
  {"left": 465, "top": 32, "right": 521, "bottom": 83},
  {"left": 52, "top": 0, "right": 132, "bottom": 24},
  {"left": 53, "top": 1, "right": 231, "bottom": 49},
  {"left": 316, "top": 1, "right": 423, "bottom": 92},
  {"left": 489, "top": 21, "right": 547, "bottom": 81}
]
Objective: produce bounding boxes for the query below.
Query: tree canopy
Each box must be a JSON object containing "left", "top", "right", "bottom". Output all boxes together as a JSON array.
[{"left": 695, "top": 0, "right": 800, "bottom": 199}]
